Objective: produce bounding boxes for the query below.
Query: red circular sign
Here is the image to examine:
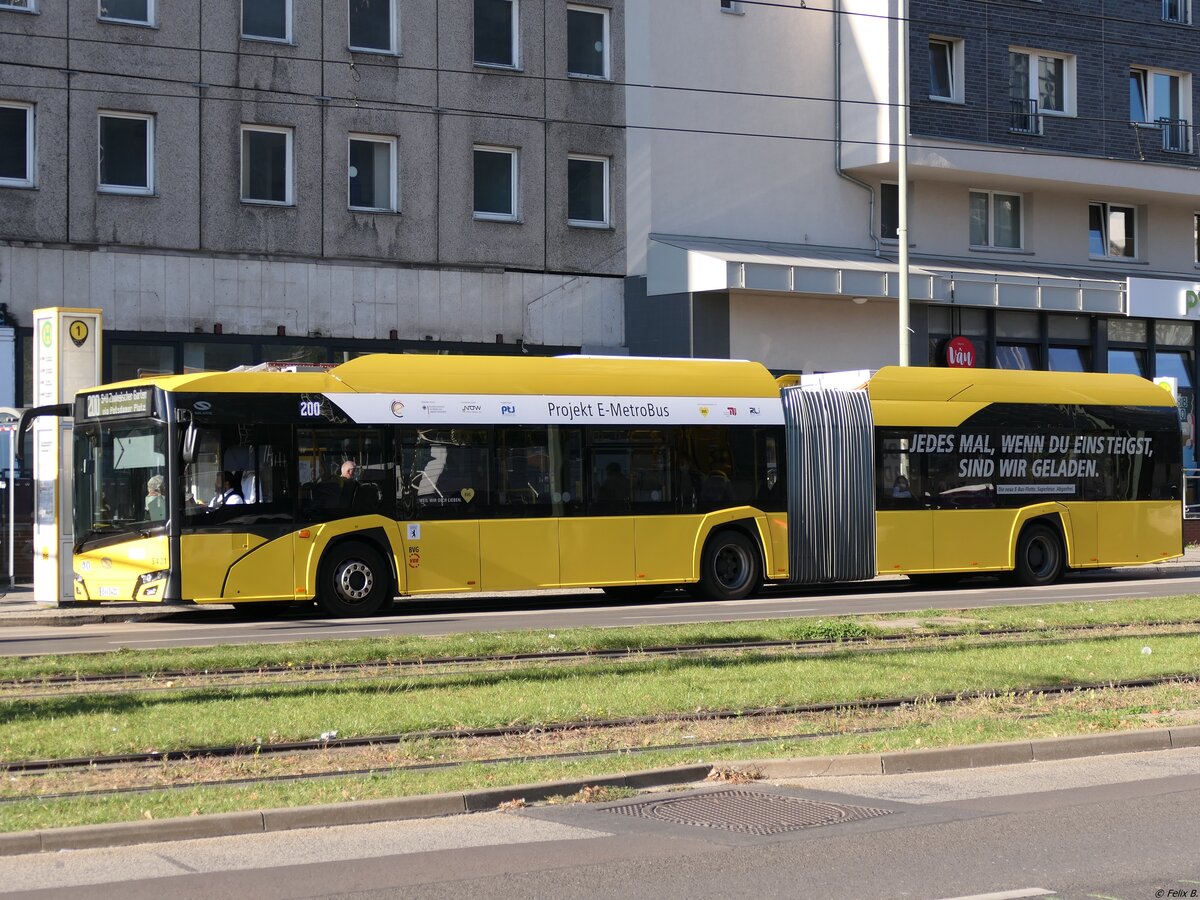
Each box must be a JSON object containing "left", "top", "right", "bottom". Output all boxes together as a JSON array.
[{"left": 945, "top": 336, "right": 976, "bottom": 368}]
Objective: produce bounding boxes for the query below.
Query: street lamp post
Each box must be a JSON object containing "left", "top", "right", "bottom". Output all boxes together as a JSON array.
[{"left": 897, "top": 0, "right": 910, "bottom": 366}]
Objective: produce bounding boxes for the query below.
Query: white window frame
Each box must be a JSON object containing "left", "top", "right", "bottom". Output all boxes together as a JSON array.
[
  {"left": 98, "top": 0, "right": 154, "bottom": 26},
  {"left": 347, "top": 133, "right": 398, "bottom": 212},
  {"left": 0, "top": 1, "right": 37, "bottom": 13},
  {"left": 566, "top": 153, "right": 610, "bottom": 228},
  {"left": 241, "top": 0, "right": 292, "bottom": 43},
  {"left": 928, "top": 37, "right": 964, "bottom": 103},
  {"left": 720, "top": 0, "right": 744, "bottom": 13},
  {"left": 0, "top": 102, "right": 34, "bottom": 188},
  {"left": 348, "top": 0, "right": 397, "bottom": 55},
  {"left": 566, "top": 4, "right": 610, "bottom": 81},
  {"left": 968, "top": 189, "right": 1023, "bottom": 250},
  {"left": 474, "top": 0, "right": 520, "bottom": 70},
  {"left": 97, "top": 110, "right": 154, "bottom": 196},
  {"left": 240, "top": 124, "right": 294, "bottom": 206},
  {"left": 1009, "top": 47, "right": 1075, "bottom": 117},
  {"left": 473, "top": 144, "right": 519, "bottom": 222},
  {"left": 1130, "top": 66, "right": 1190, "bottom": 122},
  {"left": 1163, "top": 0, "right": 1190, "bottom": 24},
  {"left": 1089, "top": 201, "right": 1137, "bottom": 260}
]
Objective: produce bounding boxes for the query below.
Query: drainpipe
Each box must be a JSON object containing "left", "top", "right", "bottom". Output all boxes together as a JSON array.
[{"left": 833, "top": 0, "right": 881, "bottom": 256}]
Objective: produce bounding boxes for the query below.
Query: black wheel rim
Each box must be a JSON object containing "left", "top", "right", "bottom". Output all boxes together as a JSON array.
[
  {"left": 713, "top": 542, "right": 753, "bottom": 592},
  {"left": 1026, "top": 534, "right": 1057, "bottom": 579}
]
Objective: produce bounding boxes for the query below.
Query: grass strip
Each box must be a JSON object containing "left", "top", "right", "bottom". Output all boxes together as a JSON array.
[
  {"left": 1, "top": 687, "right": 1195, "bottom": 834},
  {"left": 3, "top": 634, "right": 1198, "bottom": 761},
  {"left": 4, "top": 595, "right": 1200, "bottom": 682}
]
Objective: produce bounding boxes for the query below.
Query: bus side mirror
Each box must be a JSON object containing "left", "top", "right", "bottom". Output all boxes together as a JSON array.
[{"left": 182, "top": 423, "right": 198, "bottom": 464}]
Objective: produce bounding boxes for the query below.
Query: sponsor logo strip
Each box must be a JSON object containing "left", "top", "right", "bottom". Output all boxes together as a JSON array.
[{"left": 328, "top": 394, "right": 785, "bottom": 426}]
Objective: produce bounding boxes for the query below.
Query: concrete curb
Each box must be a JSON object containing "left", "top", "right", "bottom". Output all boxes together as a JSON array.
[{"left": 3, "top": 729, "right": 1199, "bottom": 857}]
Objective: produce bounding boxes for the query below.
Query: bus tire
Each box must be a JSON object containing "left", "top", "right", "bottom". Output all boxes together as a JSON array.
[
  {"left": 1011, "top": 523, "right": 1064, "bottom": 587},
  {"left": 696, "top": 529, "right": 762, "bottom": 601},
  {"left": 317, "top": 541, "right": 391, "bottom": 617}
]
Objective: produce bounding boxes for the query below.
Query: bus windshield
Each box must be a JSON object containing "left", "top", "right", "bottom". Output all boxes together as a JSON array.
[{"left": 73, "top": 419, "right": 169, "bottom": 548}]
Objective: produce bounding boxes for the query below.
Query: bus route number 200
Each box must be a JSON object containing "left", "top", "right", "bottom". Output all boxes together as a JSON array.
[{"left": 299, "top": 399, "right": 323, "bottom": 418}]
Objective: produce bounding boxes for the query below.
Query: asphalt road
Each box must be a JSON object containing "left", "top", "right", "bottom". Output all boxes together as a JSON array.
[
  {"left": 2, "top": 747, "right": 1197, "bottom": 898},
  {"left": 1, "top": 568, "right": 1199, "bottom": 656}
]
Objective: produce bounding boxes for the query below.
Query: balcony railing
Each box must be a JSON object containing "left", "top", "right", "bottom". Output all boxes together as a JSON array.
[
  {"left": 1163, "top": 0, "right": 1188, "bottom": 23},
  {"left": 1158, "top": 117, "right": 1191, "bottom": 153},
  {"left": 1009, "top": 98, "right": 1040, "bottom": 135}
]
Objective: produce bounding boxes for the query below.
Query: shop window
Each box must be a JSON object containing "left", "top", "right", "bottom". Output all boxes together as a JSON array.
[
  {"left": 1047, "top": 346, "right": 1089, "bottom": 372},
  {"left": 996, "top": 310, "right": 1039, "bottom": 339},
  {"left": 1156, "top": 321, "right": 1194, "bottom": 347},
  {"left": 1108, "top": 318, "right": 1148, "bottom": 343},
  {"left": 1156, "top": 350, "right": 1194, "bottom": 388},
  {"left": 1048, "top": 314, "right": 1090, "bottom": 341},
  {"left": 183, "top": 341, "right": 254, "bottom": 373},
  {"left": 996, "top": 344, "right": 1038, "bottom": 370},
  {"left": 265, "top": 344, "right": 330, "bottom": 365},
  {"left": 1108, "top": 348, "right": 1146, "bottom": 377},
  {"left": 112, "top": 343, "right": 175, "bottom": 381}
]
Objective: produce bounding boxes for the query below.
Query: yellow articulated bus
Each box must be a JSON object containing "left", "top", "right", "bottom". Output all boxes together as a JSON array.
[{"left": 68, "top": 355, "right": 1182, "bottom": 615}]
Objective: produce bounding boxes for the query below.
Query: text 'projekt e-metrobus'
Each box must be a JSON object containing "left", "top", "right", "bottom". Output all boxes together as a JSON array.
[{"left": 68, "top": 355, "right": 1183, "bottom": 615}]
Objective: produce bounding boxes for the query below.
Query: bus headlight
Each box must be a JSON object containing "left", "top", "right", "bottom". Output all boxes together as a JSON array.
[{"left": 135, "top": 570, "right": 169, "bottom": 600}]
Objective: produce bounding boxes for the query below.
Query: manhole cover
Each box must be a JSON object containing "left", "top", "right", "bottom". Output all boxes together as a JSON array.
[{"left": 607, "top": 790, "right": 893, "bottom": 836}]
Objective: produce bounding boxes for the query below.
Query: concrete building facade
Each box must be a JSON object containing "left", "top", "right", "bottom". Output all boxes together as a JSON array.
[{"left": 0, "top": 0, "right": 626, "bottom": 404}]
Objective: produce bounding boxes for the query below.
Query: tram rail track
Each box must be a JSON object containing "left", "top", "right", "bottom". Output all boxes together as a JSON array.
[
  {"left": 4, "top": 672, "right": 1196, "bottom": 777},
  {"left": 4, "top": 622, "right": 1200, "bottom": 700}
]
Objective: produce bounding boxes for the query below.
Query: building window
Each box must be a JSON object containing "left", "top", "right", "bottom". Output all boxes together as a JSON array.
[
  {"left": 474, "top": 0, "right": 518, "bottom": 68},
  {"left": 567, "top": 154, "right": 609, "bottom": 226},
  {"left": 928, "top": 38, "right": 963, "bottom": 103},
  {"left": 1163, "top": 0, "right": 1190, "bottom": 23},
  {"left": 348, "top": 0, "right": 395, "bottom": 54},
  {"left": 1108, "top": 348, "right": 1146, "bottom": 377},
  {"left": 99, "top": 0, "right": 151, "bottom": 25},
  {"left": 1130, "top": 67, "right": 1190, "bottom": 152},
  {"left": 241, "top": 125, "right": 293, "bottom": 205},
  {"left": 880, "top": 182, "right": 898, "bottom": 241},
  {"left": 98, "top": 112, "right": 153, "bottom": 194},
  {"left": 996, "top": 345, "right": 1039, "bottom": 370},
  {"left": 473, "top": 145, "right": 517, "bottom": 221},
  {"left": 1009, "top": 48, "right": 1073, "bottom": 133},
  {"left": 0, "top": 103, "right": 34, "bottom": 187},
  {"left": 1194, "top": 212, "right": 1200, "bottom": 263},
  {"left": 720, "top": 0, "right": 744, "bottom": 12},
  {"left": 567, "top": 5, "right": 609, "bottom": 79},
  {"left": 0, "top": 0, "right": 35, "bottom": 11},
  {"left": 968, "top": 190, "right": 1022, "bottom": 249},
  {"left": 1047, "top": 346, "right": 1089, "bottom": 372},
  {"left": 1088, "top": 202, "right": 1135, "bottom": 258},
  {"left": 348, "top": 134, "right": 397, "bottom": 212},
  {"left": 243, "top": 0, "right": 291, "bottom": 42}
]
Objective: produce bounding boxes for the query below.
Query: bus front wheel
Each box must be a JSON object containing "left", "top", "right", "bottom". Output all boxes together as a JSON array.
[
  {"left": 1012, "top": 523, "right": 1064, "bottom": 587},
  {"left": 696, "top": 529, "right": 762, "bottom": 601},
  {"left": 318, "top": 541, "right": 391, "bottom": 617}
]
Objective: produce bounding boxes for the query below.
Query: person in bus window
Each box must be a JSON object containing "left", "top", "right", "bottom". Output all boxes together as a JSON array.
[
  {"left": 597, "top": 461, "right": 631, "bottom": 509},
  {"left": 700, "top": 468, "right": 735, "bottom": 508},
  {"left": 209, "top": 471, "right": 244, "bottom": 507},
  {"left": 144, "top": 475, "right": 165, "bottom": 521},
  {"left": 891, "top": 475, "right": 913, "bottom": 499},
  {"left": 339, "top": 459, "right": 359, "bottom": 507}
]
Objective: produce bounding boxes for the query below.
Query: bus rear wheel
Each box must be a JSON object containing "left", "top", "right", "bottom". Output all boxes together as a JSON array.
[
  {"left": 318, "top": 541, "right": 391, "bottom": 617},
  {"left": 1012, "top": 523, "right": 1064, "bottom": 587},
  {"left": 696, "top": 529, "right": 762, "bottom": 601}
]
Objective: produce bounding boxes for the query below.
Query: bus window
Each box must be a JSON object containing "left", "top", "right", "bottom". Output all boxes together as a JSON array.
[
  {"left": 398, "top": 427, "right": 490, "bottom": 520},
  {"left": 495, "top": 426, "right": 553, "bottom": 516},
  {"left": 680, "top": 426, "right": 765, "bottom": 512},
  {"left": 184, "top": 424, "right": 293, "bottom": 524},
  {"left": 551, "top": 427, "right": 585, "bottom": 515},
  {"left": 630, "top": 429, "right": 672, "bottom": 513},
  {"left": 876, "top": 434, "right": 924, "bottom": 509},
  {"left": 297, "top": 428, "right": 390, "bottom": 522}
]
